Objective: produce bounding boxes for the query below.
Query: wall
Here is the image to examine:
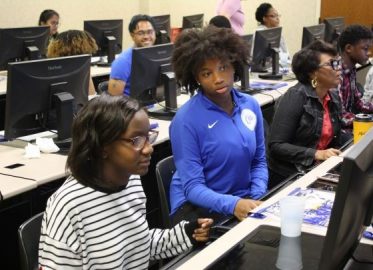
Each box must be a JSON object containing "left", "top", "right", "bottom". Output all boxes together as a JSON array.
[{"left": 1, "top": 0, "right": 321, "bottom": 55}]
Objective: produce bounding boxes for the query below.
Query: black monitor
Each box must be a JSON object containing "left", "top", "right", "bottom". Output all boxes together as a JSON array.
[
  {"left": 84, "top": 19, "right": 123, "bottom": 66},
  {"left": 182, "top": 14, "right": 204, "bottom": 30},
  {"left": 152, "top": 14, "right": 171, "bottom": 45},
  {"left": 251, "top": 27, "right": 283, "bottom": 80},
  {"left": 301, "top": 24, "right": 325, "bottom": 48},
  {"left": 323, "top": 17, "right": 345, "bottom": 46},
  {"left": 0, "top": 26, "right": 49, "bottom": 70},
  {"left": 130, "top": 43, "right": 177, "bottom": 119},
  {"left": 319, "top": 128, "right": 373, "bottom": 269},
  {"left": 4, "top": 54, "right": 90, "bottom": 145}
]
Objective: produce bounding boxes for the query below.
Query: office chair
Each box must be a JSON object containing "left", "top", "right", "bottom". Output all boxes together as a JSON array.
[
  {"left": 18, "top": 212, "right": 44, "bottom": 270},
  {"left": 97, "top": 80, "right": 109, "bottom": 93},
  {"left": 155, "top": 155, "right": 175, "bottom": 228}
]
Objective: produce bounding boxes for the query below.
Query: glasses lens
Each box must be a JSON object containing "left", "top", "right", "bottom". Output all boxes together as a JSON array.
[
  {"left": 148, "top": 131, "right": 158, "bottom": 144},
  {"left": 331, "top": 59, "right": 341, "bottom": 70},
  {"left": 133, "top": 136, "right": 146, "bottom": 150}
]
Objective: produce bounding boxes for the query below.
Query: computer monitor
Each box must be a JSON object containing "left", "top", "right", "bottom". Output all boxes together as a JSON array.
[
  {"left": 4, "top": 54, "right": 90, "bottom": 144},
  {"left": 130, "top": 43, "right": 177, "bottom": 119},
  {"left": 0, "top": 26, "right": 49, "bottom": 70},
  {"left": 152, "top": 14, "right": 171, "bottom": 45},
  {"left": 301, "top": 24, "right": 325, "bottom": 48},
  {"left": 84, "top": 19, "right": 123, "bottom": 66},
  {"left": 182, "top": 14, "right": 204, "bottom": 30},
  {"left": 323, "top": 17, "right": 345, "bottom": 45},
  {"left": 251, "top": 27, "right": 283, "bottom": 80},
  {"left": 319, "top": 128, "right": 373, "bottom": 269}
]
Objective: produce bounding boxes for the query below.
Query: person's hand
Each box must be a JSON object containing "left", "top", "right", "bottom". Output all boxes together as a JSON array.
[
  {"left": 234, "top": 199, "right": 262, "bottom": 221},
  {"left": 192, "top": 218, "right": 214, "bottom": 242},
  {"left": 315, "top": 148, "right": 341, "bottom": 161}
]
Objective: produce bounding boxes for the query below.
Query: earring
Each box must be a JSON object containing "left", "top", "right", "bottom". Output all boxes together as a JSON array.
[{"left": 311, "top": 78, "right": 318, "bottom": 88}]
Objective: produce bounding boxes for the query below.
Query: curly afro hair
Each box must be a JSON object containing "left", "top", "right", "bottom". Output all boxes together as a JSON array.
[{"left": 172, "top": 26, "right": 250, "bottom": 95}]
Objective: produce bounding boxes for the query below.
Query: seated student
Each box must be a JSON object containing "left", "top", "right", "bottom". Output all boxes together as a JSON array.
[
  {"left": 209, "top": 15, "right": 232, "bottom": 29},
  {"left": 253, "top": 3, "right": 290, "bottom": 68},
  {"left": 38, "top": 9, "right": 60, "bottom": 41},
  {"left": 216, "top": 0, "right": 244, "bottom": 35},
  {"left": 47, "top": 30, "right": 98, "bottom": 95},
  {"left": 363, "top": 65, "right": 373, "bottom": 103},
  {"left": 338, "top": 24, "right": 373, "bottom": 132},
  {"left": 170, "top": 26, "right": 268, "bottom": 224},
  {"left": 38, "top": 94, "right": 213, "bottom": 269},
  {"left": 268, "top": 40, "right": 344, "bottom": 187},
  {"left": 108, "top": 14, "right": 156, "bottom": 96}
]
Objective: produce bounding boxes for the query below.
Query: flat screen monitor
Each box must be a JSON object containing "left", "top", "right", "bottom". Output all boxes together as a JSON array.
[
  {"left": 182, "top": 14, "right": 204, "bottom": 30},
  {"left": 323, "top": 17, "right": 344, "bottom": 45},
  {"left": 319, "top": 128, "right": 373, "bottom": 269},
  {"left": 0, "top": 26, "right": 49, "bottom": 70},
  {"left": 252, "top": 27, "right": 282, "bottom": 80},
  {"left": 4, "top": 54, "right": 91, "bottom": 144},
  {"left": 130, "top": 43, "right": 177, "bottom": 119},
  {"left": 152, "top": 14, "right": 171, "bottom": 45},
  {"left": 84, "top": 19, "right": 123, "bottom": 66},
  {"left": 301, "top": 24, "right": 325, "bottom": 48}
]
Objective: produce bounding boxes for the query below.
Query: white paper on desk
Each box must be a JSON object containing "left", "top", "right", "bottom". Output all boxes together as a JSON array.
[
  {"left": 24, "top": 143, "right": 41, "bottom": 158},
  {"left": 258, "top": 188, "right": 335, "bottom": 227},
  {"left": 35, "top": 137, "right": 60, "bottom": 153}
]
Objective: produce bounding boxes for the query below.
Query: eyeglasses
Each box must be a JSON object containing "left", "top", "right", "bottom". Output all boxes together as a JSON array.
[
  {"left": 134, "top": 29, "right": 155, "bottom": 37},
  {"left": 266, "top": 14, "right": 281, "bottom": 19},
  {"left": 120, "top": 130, "right": 159, "bottom": 151},
  {"left": 318, "top": 58, "right": 342, "bottom": 70}
]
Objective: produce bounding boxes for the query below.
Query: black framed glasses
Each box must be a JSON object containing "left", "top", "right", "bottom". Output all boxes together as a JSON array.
[
  {"left": 318, "top": 58, "right": 342, "bottom": 70},
  {"left": 120, "top": 130, "right": 159, "bottom": 151}
]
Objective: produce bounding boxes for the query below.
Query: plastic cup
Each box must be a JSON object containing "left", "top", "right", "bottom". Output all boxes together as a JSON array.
[
  {"left": 276, "top": 235, "right": 303, "bottom": 270},
  {"left": 279, "top": 196, "right": 305, "bottom": 237}
]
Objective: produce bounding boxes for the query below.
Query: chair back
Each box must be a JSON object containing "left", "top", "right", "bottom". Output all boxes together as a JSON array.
[
  {"left": 18, "top": 212, "right": 44, "bottom": 270},
  {"left": 155, "top": 156, "right": 175, "bottom": 228}
]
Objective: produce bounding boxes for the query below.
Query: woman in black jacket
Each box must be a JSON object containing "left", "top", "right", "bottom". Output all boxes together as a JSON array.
[{"left": 268, "top": 40, "right": 347, "bottom": 188}]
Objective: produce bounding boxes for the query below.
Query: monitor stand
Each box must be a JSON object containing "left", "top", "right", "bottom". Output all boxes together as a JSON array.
[
  {"left": 259, "top": 49, "right": 283, "bottom": 80},
  {"left": 148, "top": 72, "right": 177, "bottom": 120},
  {"left": 52, "top": 92, "right": 74, "bottom": 150}
]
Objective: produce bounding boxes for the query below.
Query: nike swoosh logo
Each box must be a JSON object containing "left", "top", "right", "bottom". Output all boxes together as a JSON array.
[{"left": 208, "top": 120, "right": 218, "bottom": 129}]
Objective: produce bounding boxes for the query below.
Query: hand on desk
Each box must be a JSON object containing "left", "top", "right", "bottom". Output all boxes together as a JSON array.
[
  {"left": 234, "top": 199, "right": 262, "bottom": 221},
  {"left": 315, "top": 148, "right": 341, "bottom": 161},
  {"left": 192, "top": 218, "right": 214, "bottom": 242}
]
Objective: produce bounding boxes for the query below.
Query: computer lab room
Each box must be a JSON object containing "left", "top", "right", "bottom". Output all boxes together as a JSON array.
[{"left": 1, "top": 0, "right": 373, "bottom": 269}]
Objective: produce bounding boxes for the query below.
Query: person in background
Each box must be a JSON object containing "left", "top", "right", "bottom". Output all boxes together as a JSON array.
[
  {"left": 216, "top": 0, "right": 244, "bottom": 35},
  {"left": 338, "top": 24, "right": 373, "bottom": 132},
  {"left": 38, "top": 9, "right": 60, "bottom": 40},
  {"left": 209, "top": 15, "right": 232, "bottom": 29},
  {"left": 109, "top": 14, "right": 156, "bottom": 96},
  {"left": 47, "top": 30, "right": 98, "bottom": 95},
  {"left": 170, "top": 26, "right": 268, "bottom": 224},
  {"left": 39, "top": 94, "right": 213, "bottom": 269},
  {"left": 268, "top": 40, "right": 344, "bottom": 188},
  {"left": 254, "top": 3, "right": 290, "bottom": 67}
]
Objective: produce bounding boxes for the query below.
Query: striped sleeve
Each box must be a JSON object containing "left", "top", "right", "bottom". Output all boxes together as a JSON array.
[{"left": 149, "top": 220, "right": 193, "bottom": 260}]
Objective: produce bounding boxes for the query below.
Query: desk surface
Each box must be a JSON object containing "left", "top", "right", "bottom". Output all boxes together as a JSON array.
[
  {"left": 177, "top": 155, "right": 373, "bottom": 269},
  {"left": 0, "top": 174, "right": 36, "bottom": 200}
]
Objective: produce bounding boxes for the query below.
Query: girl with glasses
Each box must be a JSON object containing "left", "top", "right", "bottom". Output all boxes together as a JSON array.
[{"left": 39, "top": 94, "right": 213, "bottom": 269}]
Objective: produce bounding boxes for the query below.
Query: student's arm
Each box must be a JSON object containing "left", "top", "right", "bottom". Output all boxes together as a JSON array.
[
  {"left": 218, "top": 0, "right": 241, "bottom": 18},
  {"left": 88, "top": 76, "right": 96, "bottom": 95},
  {"left": 249, "top": 103, "right": 268, "bottom": 199},
  {"left": 108, "top": 78, "right": 125, "bottom": 96}
]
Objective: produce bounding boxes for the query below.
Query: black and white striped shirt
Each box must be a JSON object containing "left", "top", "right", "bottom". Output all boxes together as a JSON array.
[{"left": 39, "top": 175, "right": 193, "bottom": 269}]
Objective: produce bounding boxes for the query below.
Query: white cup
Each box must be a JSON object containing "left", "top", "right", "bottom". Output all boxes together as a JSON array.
[{"left": 279, "top": 196, "right": 305, "bottom": 237}]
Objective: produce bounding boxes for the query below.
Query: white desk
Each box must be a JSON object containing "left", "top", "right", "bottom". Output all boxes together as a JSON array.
[
  {"left": 177, "top": 155, "right": 373, "bottom": 269},
  {"left": 0, "top": 174, "right": 36, "bottom": 200}
]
